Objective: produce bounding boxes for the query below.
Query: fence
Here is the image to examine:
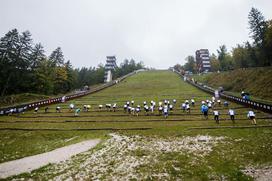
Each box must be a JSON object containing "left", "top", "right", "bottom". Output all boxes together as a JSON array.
[
  {"left": 173, "top": 70, "right": 272, "bottom": 114},
  {"left": 0, "top": 70, "right": 142, "bottom": 115}
]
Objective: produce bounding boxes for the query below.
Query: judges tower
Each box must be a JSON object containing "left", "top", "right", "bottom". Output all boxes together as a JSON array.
[{"left": 104, "top": 56, "right": 117, "bottom": 82}]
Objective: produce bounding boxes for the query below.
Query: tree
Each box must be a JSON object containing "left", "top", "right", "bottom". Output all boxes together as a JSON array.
[
  {"left": 49, "top": 47, "right": 64, "bottom": 66},
  {"left": 183, "top": 56, "right": 196, "bottom": 73},
  {"left": 264, "top": 20, "right": 272, "bottom": 65},
  {"left": 0, "top": 29, "right": 20, "bottom": 96},
  {"left": 64, "top": 60, "right": 77, "bottom": 91},
  {"left": 248, "top": 7, "right": 267, "bottom": 47},
  {"left": 33, "top": 59, "right": 55, "bottom": 94},
  {"left": 0, "top": 29, "right": 33, "bottom": 96},
  {"left": 53, "top": 66, "right": 68, "bottom": 94},
  {"left": 232, "top": 44, "right": 249, "bottom": 68},
  {"left": 248, "top": 7, "right": 271, "bottom": 66},
  {"left": 29, "top": 43, "right": 46, "bottom": 69},
  {"left": 173, "top": 63, "right": 183, "bottom": 72},
  {"left": 209, "top": 53, "right": 220, "bottom": 72}
]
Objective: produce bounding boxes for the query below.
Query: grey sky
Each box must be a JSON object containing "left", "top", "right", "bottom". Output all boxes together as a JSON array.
[{"left": 1, "top": 0, "right": 272, "bottom": 69}]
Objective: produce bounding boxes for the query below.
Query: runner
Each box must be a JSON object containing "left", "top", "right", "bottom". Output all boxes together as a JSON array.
[
  {"left": 247, "top": 110, "right": 257, "bottom": 125},
  {"left": 113, "top": 103, "right": 117, "bottom": 112},
  {"left": 56, "top": 106, "right": 61, "bottom": 113},
  {"left": 87, "top": 105, "right": 91, "bottom": 112},
  {"left": 158, "top": 106, "right": 163, "bottom": 115},
  {"left": 181, "top": 103, "right": 186, "bottom": 112},
  {"left": 136, "top": 106, "right": 141, "bottom": 116},
  {"left": 163, "top": 105, "right": 169, "bottom": 118},
  {"left": 213, "top": 110, "right": 220, "bottom": 124},
  {"left": 123, "top": 104, "right": 128, "bottom": 112},
  {"left": 201, "top": 104, "right": 209, "bottom": 119},
  {"left": 69, "top": 103, "right": 75, "bottom": 112},
  {"left": 75, "top": 108, "right": 81, "bottom": 116},
  {"left": 191, "top": 99, "right": 195, "bottom": 106},
  {"left": 34, "top": 107, "right": 39, "bottom": 113},
  {"left": 228, "top": 109, "right": 235, "bottom": 123},
  {"left": 185, "top": 104, "right": 190, "bottom": 114}
]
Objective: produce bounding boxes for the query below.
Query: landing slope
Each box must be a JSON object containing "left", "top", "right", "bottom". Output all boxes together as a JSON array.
[{"left": 0, "top": 70, "right": 272, "bottom": 180}]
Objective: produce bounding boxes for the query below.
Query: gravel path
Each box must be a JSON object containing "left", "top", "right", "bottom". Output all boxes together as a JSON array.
[{"left": 0, "top": 139, "right": 100, "bottom": 179}]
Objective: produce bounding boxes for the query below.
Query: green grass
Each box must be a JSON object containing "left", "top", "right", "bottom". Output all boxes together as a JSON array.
[
  {"left": 191, "top": 67, "right": 272, "bottom": 102},
  {"left": 0, "top": 70, "right": 272, "bottom": 180}
]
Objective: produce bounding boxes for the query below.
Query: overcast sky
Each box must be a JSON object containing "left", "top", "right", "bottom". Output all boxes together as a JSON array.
[{"left": 1, "top": 0, "right": 272, "bottom": 69}]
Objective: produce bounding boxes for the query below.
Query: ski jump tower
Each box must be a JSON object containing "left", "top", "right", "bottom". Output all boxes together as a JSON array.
[{"left": 104, "top": 56, "right": 117, "bottom": 82}]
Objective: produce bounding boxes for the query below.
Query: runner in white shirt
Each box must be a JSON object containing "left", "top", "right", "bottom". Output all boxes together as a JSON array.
[
  {"left": 158, "top": 106, "right": 163, "bottom": 115},
  {"left": 143, "top": 101, "right": 147, "bottom": 106},
  {"left": 163, "top": 105, "right": 169, "bottom": 118},
  {"left": 34, "top": 107, "right": 39, "bottom": 113},
  {"left": 191, "top": 99, "right": 195, "bottom": 106},
  {"left": 144, "top": 105, "right": 149, "bottom": 115},
  {"left": 150, "top": 105, "right": 154, "bottom": 114},
  {"left": 181, "top": 103, "right": 186, "bottom": 112},
  {"left": 212, "top": 97, "right": 216, "bottom": 102},
  {"left": 208, "top": 102, "right": 212, "bottom": 110},
  {"left": 136, "top": 107, "right": 140, "bottom": 116},
  {"left": 169, "top": 104, "right": 173, "bottom": 111},
  {"left": 112, "top": 103, "right": 117, "bottom": 112},
  {"left": 217, "top": 99, "right": 221, "bottom": 106},
  {"left": 99, "top": 104, "right": 103, "bottom": 111},
  {"left": 56, "top": 106, "right": 61, "bottom": 113},
  {"left": 228, "top": 109, "right": 235, "bottom": 123},
  {"left": 69, "top": 103, "right": 75, "bottom": 112},
  {"left": 247, "top": 110, "right": 256, "bottom": 125},
  {"left": 123, "top": 104, "right": 127, "bottom": 112},
  {"left": 159, "top": 102, "right": 162, "bottom": 107},
  {"left": 131, "top": 107, "right": 135, "bottom": 115},
  {"left": 213, "top": 110, "right": 220, "bottom": 124},
  {"left": 185, "top": 104, "right": 190, "bottom": 114}
]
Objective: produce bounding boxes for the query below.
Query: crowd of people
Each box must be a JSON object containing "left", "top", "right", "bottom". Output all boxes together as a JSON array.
[{"left": 26, "top": 96, "right": 258, "bottom": 125}]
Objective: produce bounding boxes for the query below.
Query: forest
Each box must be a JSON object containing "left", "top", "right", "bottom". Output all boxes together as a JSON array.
[
  {"left": 0, "top": 30, "right": 144, "bottom": 97},
  {"left": 176, "top": 8, "right": 272, "bottom": 73}
]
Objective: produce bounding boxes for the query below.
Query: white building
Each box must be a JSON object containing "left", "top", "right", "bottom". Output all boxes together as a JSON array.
[
  {"left": 104, "top": 56, "right": 118, "bottom": 82},
  {"left": 196, "top": 49, "right": 211, "bottom": 73}
]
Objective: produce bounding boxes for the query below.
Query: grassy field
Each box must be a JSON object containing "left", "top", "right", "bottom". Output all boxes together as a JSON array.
[{"left": 0, "top": 70, "right": 272, "bottom": 180}]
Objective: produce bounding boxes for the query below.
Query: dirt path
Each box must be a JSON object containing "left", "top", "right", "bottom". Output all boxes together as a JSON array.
[{"left": 0, "top": 139, "right": 100, "bottom": 179}]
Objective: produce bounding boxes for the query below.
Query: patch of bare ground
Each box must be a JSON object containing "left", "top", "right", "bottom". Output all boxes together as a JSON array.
[
  {"left": 243, "top": 166, "right": 272, "bottom": 181},
  {"left": 12, "top": 133, "right": 225, "bottom": 180}
]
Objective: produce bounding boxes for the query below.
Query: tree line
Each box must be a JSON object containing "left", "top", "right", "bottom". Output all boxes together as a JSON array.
[
  {"left": 0, "top": 29, "right": 144, "bottom": 97},
  {"left": 175, "top": 8, "right": 272, "bottom": 73}
]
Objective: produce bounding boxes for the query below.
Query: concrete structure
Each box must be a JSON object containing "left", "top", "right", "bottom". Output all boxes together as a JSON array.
[
  {"left": 195, "top": 49, "right": 211, "bottom": 73},
  {"left": 104, "top": 56, "right": 118, "bottom": 82}
]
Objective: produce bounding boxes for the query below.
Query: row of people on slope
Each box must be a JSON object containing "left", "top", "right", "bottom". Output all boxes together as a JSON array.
[
  {"left": 30, "top": 98, "right": 257, "bottom": 123},
  {"left": 201, "top": 103, "right": 257, "bottom": 125}
]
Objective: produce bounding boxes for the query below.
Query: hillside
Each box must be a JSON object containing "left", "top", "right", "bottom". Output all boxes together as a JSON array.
[
  {"left": 1, "top": 70, "right": 272, "bottom": 180},
  {"left": 192, "top": 67, "right": 272, "bottom": 101}
]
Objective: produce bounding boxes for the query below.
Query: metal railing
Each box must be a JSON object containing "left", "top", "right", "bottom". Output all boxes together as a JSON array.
[{"left": 173, "top": 70, "right": 272, "bottom": 114}]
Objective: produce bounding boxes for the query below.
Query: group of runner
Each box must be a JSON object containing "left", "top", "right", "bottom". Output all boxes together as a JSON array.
[
  {"left": 200, "top": 97, "right": 256, "bottom": 125},
  {"left": 28, "top": 97, "right": 257, "bottom": 124}
]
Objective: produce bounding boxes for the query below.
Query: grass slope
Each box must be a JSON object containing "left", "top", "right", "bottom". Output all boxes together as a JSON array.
[
  {"left": 191, "top": 67, "right": 272, "bottom": 102},
  {"left": 0, "top": 70, "right": 271, "bottom": 180}
]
